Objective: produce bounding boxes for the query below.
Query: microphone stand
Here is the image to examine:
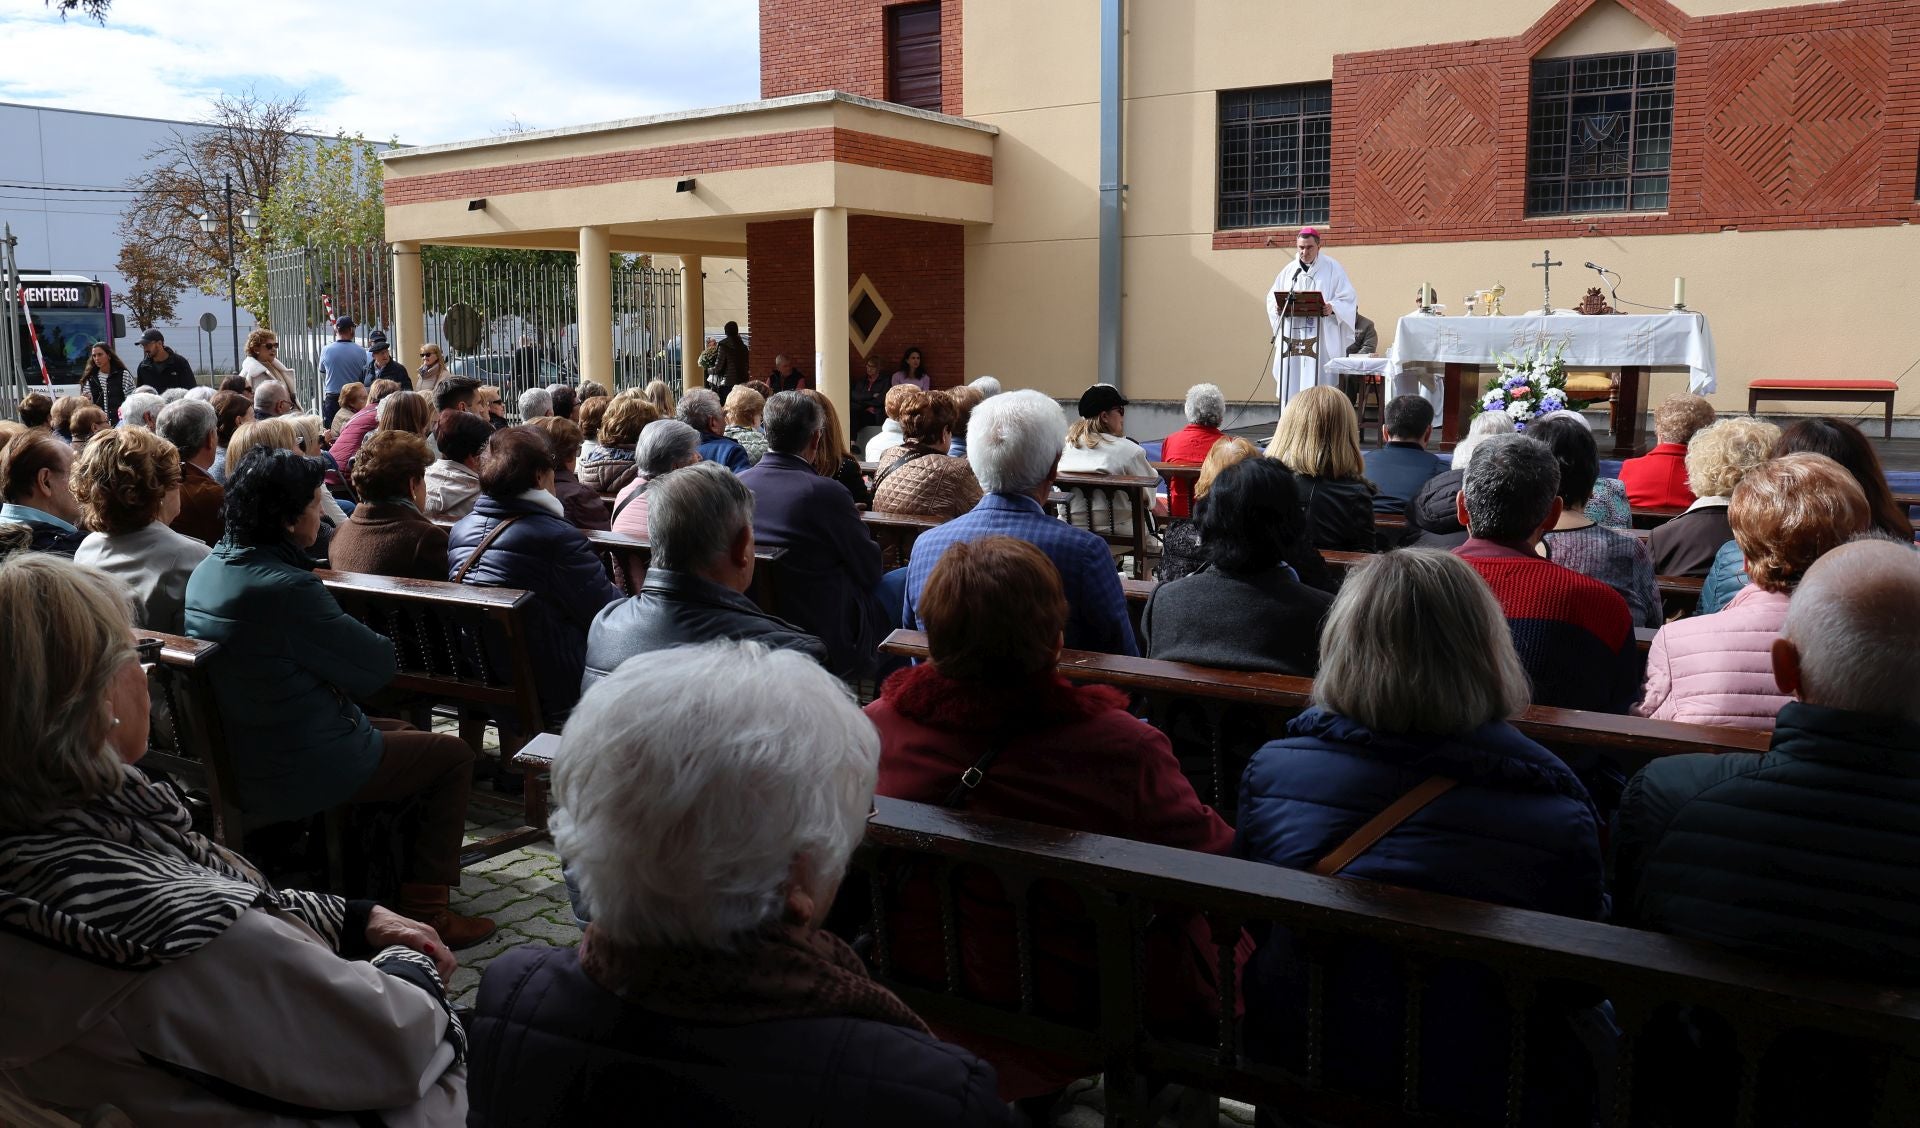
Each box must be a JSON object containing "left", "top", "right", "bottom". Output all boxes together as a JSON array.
[{"left": 1276, "top": 261, "right": 1307, "bottom": 402}]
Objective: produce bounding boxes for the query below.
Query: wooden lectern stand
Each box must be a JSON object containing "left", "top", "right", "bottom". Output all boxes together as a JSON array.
[{"left": 1274, "top": 290, "right": 1328, "bottom": 396}]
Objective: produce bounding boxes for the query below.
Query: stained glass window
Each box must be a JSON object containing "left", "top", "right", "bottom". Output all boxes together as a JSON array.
[
  {"left": 1218, "top": 83, "right": 1332, "bottom": 229},
  {"left": 1527, "top": 49, "right": 1674, "bottom": 216}
]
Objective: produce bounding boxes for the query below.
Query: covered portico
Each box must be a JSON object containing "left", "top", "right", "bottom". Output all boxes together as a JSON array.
[{"left": 380, "top": 91, "right": 995, "bottom": 408}]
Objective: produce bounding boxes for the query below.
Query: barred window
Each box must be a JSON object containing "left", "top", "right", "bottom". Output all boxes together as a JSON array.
[
  {"left": 1217, "top": 83, "right": 1332, "bottom": 230},
  {"left": 1527, "top": 49, "right": 1675, "bottom": 216}
]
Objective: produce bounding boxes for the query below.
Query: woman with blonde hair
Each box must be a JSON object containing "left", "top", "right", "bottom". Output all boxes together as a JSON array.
[
  {"left": 415, "top": 342, "right": 449, "bottom": 398},
  {"left": 578, "top": 391, "right": 662, "bottom": 494},
  {"left": 800, "top": 388, "right": 870, "bottom": 505},
  {"left": 1265, "top": 384, "right": 1375, "bottom": 552},
  {"left": 0, "top": 553, "right": 468, "bottom": 1120},
  {"left": 1648, "top": 415, "right": 1780, "bottom": 577},
  {"left": 1637, "top": 453, "right": 1869, "bottom": 729},
  {"left": 1059, "top": 383, "right": 1164, "bottom": 545},
  {"left": 69, "top": 426, "right": 211, "bottom": 631},
  {"left": 871, "top": 387, "right": 981, "bottom": 520},
  {"left": 237, "top": 328, "right": 295, "bottom": 391},
  {"left": 641, "top": 378, "right": 675, "bottom": 418},
  {"left": 227, "top": 417, "right": 350, "bottom": 531},
  {"left": 1156, "top": 435, "right": 1336, "bottom": 591},
  {"left": 723, "top": 385, "right": 770, "bottom": 466},
  {"left": 1238, "top": 547, "right": 1604, "bottom": 1124}
]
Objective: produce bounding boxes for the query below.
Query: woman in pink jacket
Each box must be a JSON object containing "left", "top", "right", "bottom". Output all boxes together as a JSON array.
[{"left": 1636, "top": 453, "right": 1868, "bottom": 729}]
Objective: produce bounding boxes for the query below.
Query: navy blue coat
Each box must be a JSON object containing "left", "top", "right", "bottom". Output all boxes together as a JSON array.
[
  {"left": 468, "top": 945, "right": 1011, "bottom": 1127},
  {"left": 447, "top": 493, "right": 621, "bottom": 727},
  {"left": 1236, "top": 708, "right": 1607, "bottom": 1124},
  {"left": 738, "top": 451, "right": 885, "bottom": 677}
]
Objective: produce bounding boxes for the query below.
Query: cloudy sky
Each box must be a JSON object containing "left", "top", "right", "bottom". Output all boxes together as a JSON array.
[{"left": 0, "top": 0, "right": 762, "bottom": 144}]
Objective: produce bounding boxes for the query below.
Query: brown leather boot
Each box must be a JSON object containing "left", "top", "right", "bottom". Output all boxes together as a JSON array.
[{"left": 397, "top": 883, "right": 498, "bottom": 950}]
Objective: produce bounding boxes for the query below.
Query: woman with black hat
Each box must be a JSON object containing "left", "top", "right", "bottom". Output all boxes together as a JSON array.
[{"left": 1059, "top": 383, "right": 1165, "bottom": 547}]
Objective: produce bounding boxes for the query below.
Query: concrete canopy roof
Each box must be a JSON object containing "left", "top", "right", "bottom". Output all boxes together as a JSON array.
[{"left": 381, "top": 91, "right": 997, "bottom": 256}]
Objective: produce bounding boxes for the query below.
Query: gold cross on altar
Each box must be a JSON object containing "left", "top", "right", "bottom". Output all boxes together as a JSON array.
[{"left": 1533, "top": 248, "right": 1564, "bottom": 314}]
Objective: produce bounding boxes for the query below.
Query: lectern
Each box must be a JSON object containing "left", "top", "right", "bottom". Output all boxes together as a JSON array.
[{"left": 1274, "top": 290, "right": 1328, "bottom": 401}]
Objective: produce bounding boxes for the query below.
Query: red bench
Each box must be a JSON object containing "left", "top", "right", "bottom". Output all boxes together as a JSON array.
[{"left": 1748, "top": 379, "right": 1896, "bottom": 438}]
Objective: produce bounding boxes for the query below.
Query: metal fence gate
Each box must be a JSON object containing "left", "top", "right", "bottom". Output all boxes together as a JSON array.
[
  {"left": 266, "top": 244, "right": 681, "bottom": 419},
  {"left": 0, "top": 225, "right": 22, "bottom": 420}
]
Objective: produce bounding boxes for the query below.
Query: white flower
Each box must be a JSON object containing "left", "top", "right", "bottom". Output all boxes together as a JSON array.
[{"left": 1506, "top": 400, "right": 1533, "bottom": 420}]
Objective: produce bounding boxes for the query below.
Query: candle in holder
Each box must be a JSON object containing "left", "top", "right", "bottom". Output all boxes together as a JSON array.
[{"left": 1674, "top": 276, "right": 1686, "bottom": 308}]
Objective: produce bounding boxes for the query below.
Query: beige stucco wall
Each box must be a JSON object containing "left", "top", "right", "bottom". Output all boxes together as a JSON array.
[{"left": 962, "top": 0, "right": 1904, "bottom": 420}]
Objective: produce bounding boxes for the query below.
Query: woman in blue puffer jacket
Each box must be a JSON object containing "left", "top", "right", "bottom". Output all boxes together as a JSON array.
[
  {"left": 447, "top": 426, "right": 621, "bottom": 729},
  {"left": 1236, "top": 548, "right": 1608, "bottom": 1127}
]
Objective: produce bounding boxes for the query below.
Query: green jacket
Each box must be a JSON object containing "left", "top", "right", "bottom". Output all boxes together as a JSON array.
[{"left": 184, "top": 539, "right": 396, "bottom": 819}]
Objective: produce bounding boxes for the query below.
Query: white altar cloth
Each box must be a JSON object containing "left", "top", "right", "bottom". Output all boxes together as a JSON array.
[{"left": 1386, "top": 312, "right": 1716, "bottom": 401}]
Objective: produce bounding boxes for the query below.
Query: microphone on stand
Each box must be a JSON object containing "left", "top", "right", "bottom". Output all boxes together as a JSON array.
[{"left": 1584, "top": 261, "right": 1611, "bottom": 274}]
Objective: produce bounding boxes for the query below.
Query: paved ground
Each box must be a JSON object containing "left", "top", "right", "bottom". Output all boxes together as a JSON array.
[{"left": 447, "top": 729, "right": 1254, "bottom": 1127}]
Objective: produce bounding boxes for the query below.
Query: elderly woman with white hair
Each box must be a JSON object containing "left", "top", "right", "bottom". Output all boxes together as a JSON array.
[
  {"left": 1237, "top": 547, "right": 1606, "bottom": 1125},
  {"left": 1406, "top": 409, "right": 1514, "bottom": 547},
  {"left": 609, "top": 418, "right": 703, "bottom": 549},
  {"left": 1160, "top": 382, "right": 1227, "bottom": 518},
  {"left": 467, "top": 640, "right": 1009, "bottom": 1125},
  {"left": 517, "top": 386, "right": 553, "bottom": 422},
  {"left": 0, "top": 553, "right": 468, "bottom": 1121}
]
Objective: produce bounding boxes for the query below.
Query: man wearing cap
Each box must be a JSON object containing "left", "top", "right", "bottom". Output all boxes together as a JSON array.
[
  {"left": 366, "top": 331, "right": 412, "bottom": 391},
  {"left": 1267, "top": 226, "right": 1359, "bottom": 405},
  {"left": 320, "top": 316, "right": 371, "bottom": 424},
  {"left": 136, "top": 329, "right": 197, "bottom": 393}
]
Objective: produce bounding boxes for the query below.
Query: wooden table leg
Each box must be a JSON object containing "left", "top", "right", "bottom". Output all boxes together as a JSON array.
[
  {"left": 1442, "top": 363, "right": 1474, "bottom": 444},
  {"left": 1610, "top": 366, "right": 1650, "bottom": 459}
]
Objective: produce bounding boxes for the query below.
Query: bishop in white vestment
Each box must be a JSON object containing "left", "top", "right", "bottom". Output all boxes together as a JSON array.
[{"left": 1267, "top": 227, "right": 1359, "bottom": 404}]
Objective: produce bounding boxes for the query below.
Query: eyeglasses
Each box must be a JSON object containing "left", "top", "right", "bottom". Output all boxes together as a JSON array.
[{"left": 262, "top": 342, "right": 279, "bottom": 349}]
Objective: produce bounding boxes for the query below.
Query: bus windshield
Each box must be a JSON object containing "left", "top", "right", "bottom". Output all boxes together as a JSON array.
[{"left": 17, "top": 307, "right": 112, "bottom": 386}]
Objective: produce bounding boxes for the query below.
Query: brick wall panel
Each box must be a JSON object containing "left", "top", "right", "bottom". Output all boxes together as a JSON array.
[
  {"left": 746, "top": 216, "right": 964, "bottom": 394},
  {"left": 763, "top": 0, "right": 964, "bottom": 116},
  {"left": 1220, "top": 0, "right": 1920, "bottom": 251}
]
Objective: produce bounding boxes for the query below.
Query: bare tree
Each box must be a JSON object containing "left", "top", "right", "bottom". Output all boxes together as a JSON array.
[
  {"left": 118, "top": 90, "right": 306, "bottom": 319},
  {"left": 46, "top": 0, "right": 110, "bottom": 21}
]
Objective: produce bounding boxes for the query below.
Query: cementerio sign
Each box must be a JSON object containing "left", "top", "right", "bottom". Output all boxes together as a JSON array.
[{"left": 21, "top": 286, "right": 86, "bottom": 305}]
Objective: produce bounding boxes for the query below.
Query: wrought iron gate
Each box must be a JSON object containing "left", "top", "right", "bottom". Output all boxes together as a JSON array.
[{"left": 265, "top": 244, "right": 681, "bottom": 418}]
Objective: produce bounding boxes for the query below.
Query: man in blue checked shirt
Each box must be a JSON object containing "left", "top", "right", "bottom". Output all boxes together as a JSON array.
[{"left": 904, "top": 389, "right": 1137, "bottom": 656}]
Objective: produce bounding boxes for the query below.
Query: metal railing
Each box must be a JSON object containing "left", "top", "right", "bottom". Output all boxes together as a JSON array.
[{"left": 266, "top": 244, "right": 682, "bottom": 417}]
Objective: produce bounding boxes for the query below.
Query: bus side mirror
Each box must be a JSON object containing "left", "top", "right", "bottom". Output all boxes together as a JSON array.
[{"left": 112, "top": 314, "right": 127, "bottom": 339}]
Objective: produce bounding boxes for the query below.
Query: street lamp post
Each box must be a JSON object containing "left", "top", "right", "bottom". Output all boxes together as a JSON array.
[{"left": 199, "top": 175, "right": 259, "bottom": 376}]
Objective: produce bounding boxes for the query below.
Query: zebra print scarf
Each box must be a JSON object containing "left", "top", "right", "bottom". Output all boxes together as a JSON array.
[{"left": 0, "top": 766, "right": 345, "bottom": 970}]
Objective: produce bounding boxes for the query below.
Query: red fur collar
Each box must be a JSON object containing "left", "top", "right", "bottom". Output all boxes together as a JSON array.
[{"left": 880, "top": 662, "right": 1131, "bottom": 730}]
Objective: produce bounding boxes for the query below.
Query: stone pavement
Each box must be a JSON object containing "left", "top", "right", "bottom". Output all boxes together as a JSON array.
[{"left": 447, "top": 730, "right": 1254, "bottom": 1127}]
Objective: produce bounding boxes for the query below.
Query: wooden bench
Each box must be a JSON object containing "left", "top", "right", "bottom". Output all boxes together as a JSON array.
[
  {"left": 316, "top": 570, "right": 549, "bottom": 864},
  {"left": 879, "top": 629, "right": 1764, "bottom": 817},
  {"left": 853, "top": 796, "right": 1920, "bottom": 1127},
  {"left": 580, "top": 527, "right": 789, "bottom": 617},
  {"left": 860, "top": 508, "right": 945, "bottom": 569},
  {"left": 1052, "top": 471, "right": 1161, "bottom": 580},
  {"left": 1748, "top": 378, "right": 1897, "bottom": 438},
  {"left": 140, "top": 631, "right": 241, "bottom": 846}
]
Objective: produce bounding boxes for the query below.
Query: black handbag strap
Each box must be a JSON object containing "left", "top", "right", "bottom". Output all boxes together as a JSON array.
[
  {"left": 873, "top": 447, "right": 937, "bottom": 492},
  {"left": 942, "top": 736, "right": 1009, "bottom": 808},
  {"left": 609, "top": 476, "right": 653, "bottom": 524},
  {"left": 451, "top": 515, "right": 526, "bottom": 585}
]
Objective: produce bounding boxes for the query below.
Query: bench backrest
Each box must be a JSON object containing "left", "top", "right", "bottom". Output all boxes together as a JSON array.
[
  {"left": 582, "top": 528, "right": 790, "bottom": 615},
  {"left": 854, "top": 796, "right": 1920, "bottom": 1127},
  {"left": 139, "top": 630, "right": 243, "bottom": 846},
  {"left": 879, "top": 629, "right": 1767, "bottom": 816},
  {"left": 317, "top": 569, "right": 547, "bottom": 738}
]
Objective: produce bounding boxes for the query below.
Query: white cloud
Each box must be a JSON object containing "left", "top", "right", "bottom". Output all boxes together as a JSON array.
[{"left": 0, "top": 0, "right": 761, "bottom": 144}]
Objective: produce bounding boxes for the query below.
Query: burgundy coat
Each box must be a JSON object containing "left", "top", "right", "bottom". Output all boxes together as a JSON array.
[{"left": 866, "top": 663, "right": 1244, "bottom": 1098}]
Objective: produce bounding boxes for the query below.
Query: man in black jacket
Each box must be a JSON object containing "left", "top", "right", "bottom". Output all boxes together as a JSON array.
[
  {"left": 136, "top": 329, "right": 197, "bottom": 392},
  {"left": 581, "top": 461, "right": 824, "bottom": 689}
]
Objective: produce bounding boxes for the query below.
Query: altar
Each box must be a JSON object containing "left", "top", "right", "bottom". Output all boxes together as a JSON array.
[{"left": 1386, "top": 312, "right": 1717, "bottom": 457}]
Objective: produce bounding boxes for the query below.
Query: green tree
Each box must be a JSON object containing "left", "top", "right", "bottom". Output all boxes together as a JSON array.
[
  {"left": 240, "top": 132, "right": 386, "bottom": 320},
  {"left": 113, "top": 238, "right": 190, "bottom": 329}
]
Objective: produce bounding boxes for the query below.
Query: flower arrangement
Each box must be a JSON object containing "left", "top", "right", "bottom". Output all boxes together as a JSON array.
[{"left": 1480, "top": 343, "right": 1575, "bottom": 428}]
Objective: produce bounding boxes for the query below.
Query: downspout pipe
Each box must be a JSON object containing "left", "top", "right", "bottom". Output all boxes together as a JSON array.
[{"left": 1097, "top": 0, "right": 1125, "bottom": 391}]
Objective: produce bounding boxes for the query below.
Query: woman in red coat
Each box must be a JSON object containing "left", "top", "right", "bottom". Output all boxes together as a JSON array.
[{"left": 866, "top": 534, "right": 1244, "bottom": 1109}]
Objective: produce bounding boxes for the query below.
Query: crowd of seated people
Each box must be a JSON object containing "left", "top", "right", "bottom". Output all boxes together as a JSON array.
[{"left": 4, "top": 366, "right": 1919, "bottom": 1126}]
